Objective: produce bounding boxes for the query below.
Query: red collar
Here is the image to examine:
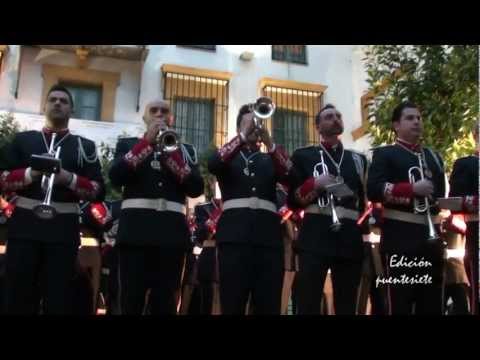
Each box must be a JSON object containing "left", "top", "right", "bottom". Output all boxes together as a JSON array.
[
  {"left": 42, "top": 127, "right": 70, "bottom": 136},
  {"left": 396, "top": 138, "right": 421, "bottom": 152}
]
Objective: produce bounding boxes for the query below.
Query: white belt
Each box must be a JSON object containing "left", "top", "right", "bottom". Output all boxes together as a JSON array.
[
  {"left": 121, "top": 198, "right": 186, "bottom": 215},
  {"left": 80, "top": 237, "right": 100, "bottom": 247},
  {"left": 203, "top": 240, "right": 216, "bottom": 248},
  {"left": 16, "top": 196, "right": 80, "bottom": 215},
  {"left": 465, "top": 214, "right": 479, "bottom": 223},
  {"left": 383, "top": 208, "right": 441, "bottom": 225},
  {"left": 305, "top": 204, "right": 359, "bottom": 221},
  {"left": 222, "top": 197, "right": 277, "bottom": 214}
]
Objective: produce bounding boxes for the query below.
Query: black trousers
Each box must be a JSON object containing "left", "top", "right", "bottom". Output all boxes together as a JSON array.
[
  {"left": 382, "top": 247, "right": 445, "bottom": 315},
  {"left": 72, "top": 267, "right": 95, "bottom": 315},
  {"left": 218, "top": 244, "right": 284, "bottom": 315},
  {"left": 0, "top": 253, "right": 5, "bottom": 315},
  {"left": 186, "top": 248, "right": 217, "bottom": 315},
  {"left": 5, "top": 237, "right": 78, "bottom": 315},
  {"left": 102, "top": 246, "right": 120, "bottom": 315},
  {"left": 445, "top": 284, "right": 470, "bottom": 315},
  {"left": 465, "top": 221, "right": 479, "bottom": 315},
  {"left": 118, "top": 245, "right": 185, "bottom": 315},
  {"left": 296, "top": 252, "right": 363, "bottom": 315},
  {"left": 187, "top": 282, "right": 214, "bottom": 315}
]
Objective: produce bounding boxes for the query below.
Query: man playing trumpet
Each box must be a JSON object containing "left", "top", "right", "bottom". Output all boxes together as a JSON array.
[
  {"left": 208, "top": 99, "right": 291, "bottom": 315},
  {"left": 367, "top": 101, "right": 447, "bottom": 315},
  {"left": 109, "top": 99, "right": 204, "bottom": 315},
  {"left": 287, "top": 104, "right": 369, "bottom": 315},
  {"left": 0, "top": 85, "right": 105, "bottom": 314}
]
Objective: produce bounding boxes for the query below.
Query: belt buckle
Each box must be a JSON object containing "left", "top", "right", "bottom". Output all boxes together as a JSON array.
[
  {"left": 157, "top": 199, "right": 167, "bottom": 212},
  {"left": 250, "top": 197, "right": 259, "bottom": 209}
]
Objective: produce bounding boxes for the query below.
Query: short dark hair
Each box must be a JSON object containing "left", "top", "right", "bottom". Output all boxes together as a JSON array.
[
  {"left": 315, "top": 104, "right": 336, "bottom": 124},
  {"left": 47, "top": 85, "right": 74, "bottom": 108},
  {"left": 236, "top": 104, "right": 252, "bottom": 128},
  {"left": 391, "top": 101, "right": 418, "bottom": 123}
]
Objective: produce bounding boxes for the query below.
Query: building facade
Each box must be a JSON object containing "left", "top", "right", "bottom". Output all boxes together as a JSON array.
[{"left": 0, "top": 45, "right": 371, "bottom": 202}]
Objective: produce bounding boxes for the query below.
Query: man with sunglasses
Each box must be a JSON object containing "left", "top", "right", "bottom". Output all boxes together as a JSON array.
[{"left": 109, "top": 99, "right": 204, "bottom": 315}]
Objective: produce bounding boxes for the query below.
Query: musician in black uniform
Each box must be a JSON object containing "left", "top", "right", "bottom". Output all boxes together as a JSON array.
[
  {"left": 448, "top": 124, "right": 479, "bottom": 314},
  {"left": 0, "top": 85, "right": 105, "bottom": 314},
  {"left": 73, "top": 201, "right": 111, "bottom": 314},
  {"left": 109, "top": 99, "right": 204, "bottom": 315},
  {"left": 367, "top": 101, "right": 446, "bottom": 315},
  {"left": 287, "top": 104, "right": 369, "bottom": 315},
  {"left": 99, "top": 200, "right": 121, "bottom": 315},
  {"left": 182, "top": 193, "right": 222, "bottom": 315},
  {"left": 208, "top": 104, "right": 291, "bottom": 315}
]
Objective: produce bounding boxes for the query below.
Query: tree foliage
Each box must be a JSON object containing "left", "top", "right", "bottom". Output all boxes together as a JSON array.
[{"left": 364, "top": 45, "right": 478, "bottom": 173}]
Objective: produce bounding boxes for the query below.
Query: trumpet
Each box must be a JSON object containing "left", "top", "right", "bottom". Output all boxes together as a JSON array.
[
  {"left": 156, "top": 128, "right": 180, "bottom": 154},
  {"left": 33, "top": 133, "right": 62, "bottom": 220},
  {"left": 408, "top": 153, "right": 440, "bottom": 242},
  {"left": 249, "top": 97, "right": 276, "bottom": 128},
  {"left": 313, "top": 150, "right": 342, "bottom": 232}
]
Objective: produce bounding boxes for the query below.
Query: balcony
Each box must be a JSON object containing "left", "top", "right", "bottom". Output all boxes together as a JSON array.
[{"left": 33, "top": 45, "right": 149, "bottom": 62}]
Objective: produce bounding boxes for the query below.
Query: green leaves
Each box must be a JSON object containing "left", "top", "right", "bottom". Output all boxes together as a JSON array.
[{"left": 364, "top": 45, "right": 478, "bottom": 173}]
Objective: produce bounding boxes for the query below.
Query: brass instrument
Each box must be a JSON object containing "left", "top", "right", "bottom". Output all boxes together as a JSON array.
[
  {"left": 249, "top": 96, "right": 276, "bottom": 129},
  {"left": 156, "top": 128, "right": 180, "bottom": 154},
  {"left": 408, "top": 153, "right": 440, "bottom": 242},
  {"left": 313, "top": 150, "right": 342, "bottom": 232},
  {"left": 33, "top": 133, "right": 62, "bottom": 220}
]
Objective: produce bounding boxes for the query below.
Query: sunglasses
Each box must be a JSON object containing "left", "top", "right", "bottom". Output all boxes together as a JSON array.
[{"left": 150, "top": 107, "right": 170, "bottom": 115}]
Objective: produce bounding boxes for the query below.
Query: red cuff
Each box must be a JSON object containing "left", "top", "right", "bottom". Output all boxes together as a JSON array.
[
  {"left": 124, "top": 138, "right": 153, "bottom": 169},
  {"left": 218, "top": 135, "right": 243, "bottom": 163},
  {"left": 90, "top": 202, "right": 109, "bottom": 226},
  {"left": 0, "top": 197, "right": 16, "bottom": 218},
  {"left": 295, "top": 177, "right": 317, "bottom": 205},
  {"left": 392, "top": 182, "right": 414, "bottom": 198},
  {"left": 73, "top": 176, "right": 101, "bottom": 200},
  {"left": 383, "top": 182, "right": 412, "bottom": 205},
  {"left": 205, "top": 207, "right": 222, "bottom": 234},
  {"left": 0, "top": 169, "right": 28, "bottom": 192},
  {"left": 270, "top": 145, "right": 291, "bottom": 178},
  {"left": 162, "top": 148, "right": 191, "bottom": 183}
]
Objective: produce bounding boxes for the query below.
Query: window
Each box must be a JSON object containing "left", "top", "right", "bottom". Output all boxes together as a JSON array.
[
  {"left": 272, "top": 45, "right": 307, "bottom": 64},
  {"left": 61, "top": 83, "right": 103, "bottom": 121},
  {"left": 177, "top": 45, "right": 216, "bottom": 51},
  {"left": 162, "top": 64, "right": 231, "bottom": 155},
  {"left": 273, "top": 108, "right": 308, "bottom": 155},
  {"left": 260, "top": 78, "right": 326, "bottom": 154},
  {"left": 173, "top": 97, "right": 214, "bottom": 154}
]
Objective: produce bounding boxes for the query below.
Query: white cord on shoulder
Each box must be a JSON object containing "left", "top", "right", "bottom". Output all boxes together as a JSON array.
[
  {"left": 180, "top": 143, "right": 198, "bottom": 165},
  {"left": 77, "top": 137, "right": 99, "bottom": 168}
]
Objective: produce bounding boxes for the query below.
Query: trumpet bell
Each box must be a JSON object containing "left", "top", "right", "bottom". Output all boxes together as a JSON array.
[
  {"left": 158, "top": 130, "right": 180, "bottom": 153},
  {"left": 253, "top": 97, "right": 276, "bottom": 119}
]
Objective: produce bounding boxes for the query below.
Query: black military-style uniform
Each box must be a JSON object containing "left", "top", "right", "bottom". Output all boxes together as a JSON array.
[
  {"left": 182, "top": 199, "right": 221, "bottom": 315},
  {"left": 0, "top": 128, "right": 104, "bottom": 314},
  {"left": 73, "top": 201, "right": 112, "bottom": 315},
  {"left": 100, "top": 200, "right": 122, "bottom": 315},
  {"left": 208, "top": 136, "right": 290, "bottom": 315},
  {"left": 287, "top": 142, "right": 369, "bottom": 315},
  {"left": 109, "top": 136, "right": 204, "bottom": 315},
  {"left": 449, "top": 154, "right": 479, "bottom": 314},
  {"left": 367, "top": 140, "right": 446, "bottom": 315}
]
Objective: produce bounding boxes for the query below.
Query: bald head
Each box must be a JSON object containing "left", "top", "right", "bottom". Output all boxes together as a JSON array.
[{"left": 143, "top": 99, "right": 173, "bottom": 127}]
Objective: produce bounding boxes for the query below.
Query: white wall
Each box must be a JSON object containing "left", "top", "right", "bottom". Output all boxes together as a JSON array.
[{"left": 0, "top": 45, "right": 372, "bottom": 152}]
